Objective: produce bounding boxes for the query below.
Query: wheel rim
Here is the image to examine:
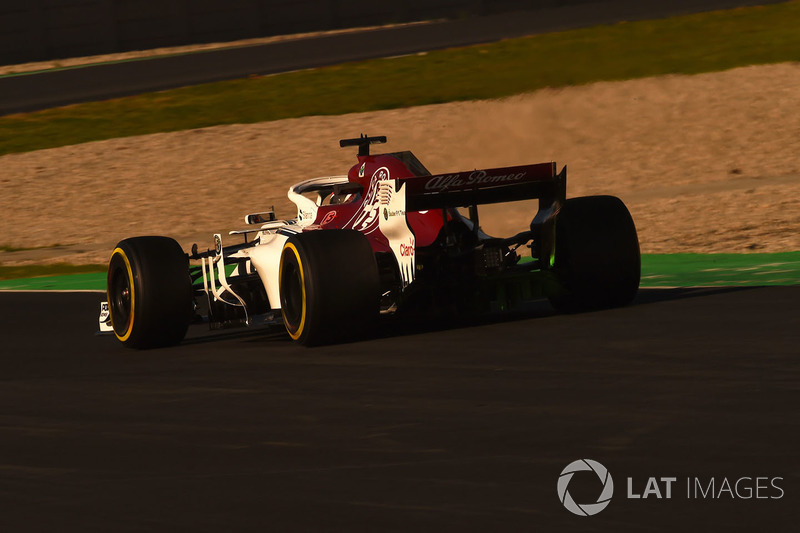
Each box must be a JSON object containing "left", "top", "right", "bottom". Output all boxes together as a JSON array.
[
  {"left": 280, "top": 258, "right": 304, "bottom": 331},
  {"left": 108, "top": 256, "right": 133, "bottom": 337}
]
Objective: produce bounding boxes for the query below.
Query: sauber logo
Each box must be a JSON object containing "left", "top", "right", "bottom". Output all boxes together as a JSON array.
[
  {"left": 320, "top": 210, "right": 337, "bottom": 225},
  {"left": 399, "top": 238, "right": 414, "bottom": 257},
  {"left": 383, "top": 208, "right": 405, "bottom": 220},
  {"left": 424, "top": 169, "right": 527, "bottom": 191}
]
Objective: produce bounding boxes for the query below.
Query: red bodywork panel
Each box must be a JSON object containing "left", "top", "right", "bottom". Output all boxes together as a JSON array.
[{"left": 310, "top": 154, "right": 448, "bottom": 253}]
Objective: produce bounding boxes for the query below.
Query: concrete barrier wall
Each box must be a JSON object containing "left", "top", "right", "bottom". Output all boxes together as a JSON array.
[{"left": 0, "top": 0, "right": 577, "bottom": 65}]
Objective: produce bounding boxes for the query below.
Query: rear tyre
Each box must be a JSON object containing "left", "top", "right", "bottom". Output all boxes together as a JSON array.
[
  {"left": 279, "top": 230, "right": 380, "bottom": 346},
  {"left": 107, "top": 236, "right": 193, "bottom": 349},
  {"left": 548, "top": 195, "right": 640, "bottom": 313}
]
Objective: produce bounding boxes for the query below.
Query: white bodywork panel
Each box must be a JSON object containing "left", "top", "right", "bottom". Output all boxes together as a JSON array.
[
  {"left": 236, "top": 231, "right": 289, "bottom": 311},
  {"left": 98, "top": 301, "right": 113, "bottom": 332},
  {"left": 378, "top": 179, "right": 416, "bottom": 287}
]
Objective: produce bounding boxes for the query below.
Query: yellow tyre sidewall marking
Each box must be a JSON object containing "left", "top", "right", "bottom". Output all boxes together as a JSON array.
[
  {"left": 280, "top": 243, "right": 306, "bottom": 341},
  {"left": 109, "top": 247, "right": 135, "bottom": 342}
]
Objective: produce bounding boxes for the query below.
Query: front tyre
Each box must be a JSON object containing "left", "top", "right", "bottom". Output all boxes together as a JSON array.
[
  {"left": 548, "top": 195, "right": 640, "bottom": 313},
  {"left": 107, "top": 236, "right": 193, "bottom": 349},
  {"left": 279, "top": 230, "right": 380, "bottom": 346}
]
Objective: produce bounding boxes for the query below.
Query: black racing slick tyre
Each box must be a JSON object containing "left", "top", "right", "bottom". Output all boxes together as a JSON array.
[
  {"left": 548, "top": 195, "right": 640, "bottom": 313},
  {"left": 107, "top": 236, "right": 193, "bottom": 349},
  {"left": 279, "top": 230, "right": 380, "bottom": 346}
]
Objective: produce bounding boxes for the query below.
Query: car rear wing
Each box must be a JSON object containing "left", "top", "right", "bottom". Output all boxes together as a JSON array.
[
  {"left": 401, "top": 162, "right": 565, "bottom": 211},
  {"left": 386, "top": 161, "right": 566, "bottom": 269}
]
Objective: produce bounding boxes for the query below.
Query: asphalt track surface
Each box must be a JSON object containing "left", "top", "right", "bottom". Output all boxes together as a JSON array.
[
  {"left": 0, "top": 287, "right": 797, "bottom": 531},
  {"left": 0, "top": 0, "right": 786, "bottom": 114}
]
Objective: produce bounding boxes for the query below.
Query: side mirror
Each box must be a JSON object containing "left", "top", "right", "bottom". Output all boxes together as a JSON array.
[{"left": 245, "top": 210, "right": 276, "bottom": 225}]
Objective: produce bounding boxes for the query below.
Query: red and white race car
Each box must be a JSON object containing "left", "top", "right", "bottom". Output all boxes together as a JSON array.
[{"left": 101, "top": 135, "right": 640, "bottom": 347}]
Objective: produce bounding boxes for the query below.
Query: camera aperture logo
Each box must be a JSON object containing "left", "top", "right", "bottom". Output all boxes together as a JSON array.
[{"left": 557, "top": 459, "right": 614, "bottom": 516}]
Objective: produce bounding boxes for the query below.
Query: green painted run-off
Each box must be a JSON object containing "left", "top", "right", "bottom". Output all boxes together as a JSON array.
[
  {"left": 640, "top": 252, "right": 800, "bottom": 287},
  {"left": 0, "top": 271, "right": 107, "bottom": 291},
  {"left": 0, "top": 253, "right": 798, "bottom": 291}
]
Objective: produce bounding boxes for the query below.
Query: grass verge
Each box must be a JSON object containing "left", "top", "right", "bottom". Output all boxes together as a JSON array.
[{"left": 1, "top": 2, "right": 799, "bottom": 156}]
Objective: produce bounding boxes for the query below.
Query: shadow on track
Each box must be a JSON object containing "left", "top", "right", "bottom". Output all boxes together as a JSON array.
[
  {"left": 171, "top": 286, "right": 764, "bottom": 348},
  {"left": 631, "top": 285, "right": 758, "bottom": 305}
]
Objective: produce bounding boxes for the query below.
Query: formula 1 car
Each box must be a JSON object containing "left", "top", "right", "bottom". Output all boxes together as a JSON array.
[{"left": 100, "top": 135, "right": 640, "bottom": 348}]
